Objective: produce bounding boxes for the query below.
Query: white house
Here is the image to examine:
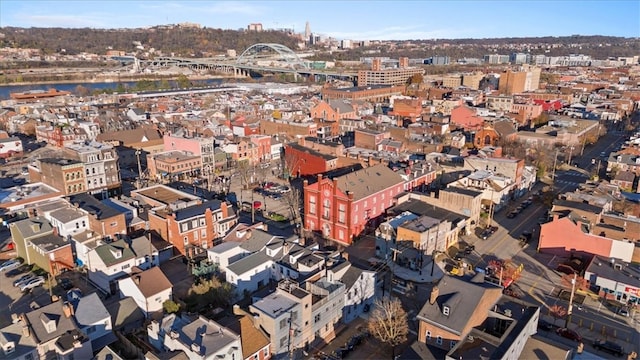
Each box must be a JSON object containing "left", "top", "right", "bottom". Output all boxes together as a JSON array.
[
  {"left": 225, "top": 250, "right": 273, "bottom": 296},
  {"left": 87, "top": 239, "right": 138, "bottom": 294},
  {"left": 0, "top": 136, "right": 23, "bottom": 158},
  {"left": 207, "top": 241, "right": 245, "bottom": 273},
  {"left": 118, "top": 266, "right": 172, "bottom": 318},
  {"left": 47, "top": 206, "right": 90, "bottom": 238},
  {"left": 328, "top": 262, "right": 378, "bottom": 324},
  {"left": 70, "top": 292, "right": 116, "bottom": 349}
]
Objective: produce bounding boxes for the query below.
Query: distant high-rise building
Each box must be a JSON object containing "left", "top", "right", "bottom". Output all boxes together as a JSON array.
[
  {"left": 247, "top": 23, "right": 263, "bottom": 32},
  {"left": 305, "top": 21, "right": 311, "bottom": 41}
]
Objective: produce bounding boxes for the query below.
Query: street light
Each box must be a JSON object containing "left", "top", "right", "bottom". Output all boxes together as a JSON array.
[{"left": 135, "top": 149, "right": 143, "bottom": 189}]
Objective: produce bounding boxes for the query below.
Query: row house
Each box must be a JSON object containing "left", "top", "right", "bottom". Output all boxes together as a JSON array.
[
  {"left": 36, "top": 125, "right": 89, "bottom": 148},
  {"left": 221, "top": 139, "right": 259, "bottom": 165},
  {"left": 607, "top": 153, "right": 640, "bottom": 176},
  {"left": 146, "top": 150, "right": 202, "bottom": 181},
  {"left": 303, "top": 164, "right": 405, "bottom": 246},
  {"left": 147, "top": 314, "right": 243, "bottom": 360},
  {"left": 9, "top": 216, "right": 74, "bottom": 275},
  {"left": 415, "top": 276, "right": 539, "bottom": 359},
  {"left": 164, "top": 134, "right": 216, "bottom": 174},
  {"left": 283, "top": 143, "right": 339, "bottom": 177},
  {"left": 148, "top": 199, "right": 237, "bottom": 256},
  {"left": 298, "top": 137, "right": 345, "bottom": 158},
  {"left": 0, "top": 302, "right": 94, "bottom": 360},
  {"left": 0, "top": 135, "right": 23, "bottom": 158},
  {"left": 326, "top": 261, "right": 378, "bottom": 324},
  {"left": 217, "top": 307, "right": 272, "bottom": 360},
  {"left": 260, "top": 118, "right": 318, "bottom": 139},
  {"left": 389, "top": 98, "right": 424, "bottom": 124},
  {"left": 448, "top": 170, "right": 516, "bottom": 212},
  {"left": 118, "top": 266, "right": 173, "bottom": 318},
  {"left": 249, "top": 134, "right": 273, "bottom": 162},
  {"left": 69, "top": 193, "right": 127, "bottom": 240},
  {"left": 30, "top": 158, "right": 87, "bottom": 196},
  {"left": 63, "top": 140, "right": 121, "bottom": 197},
  {"left": 250, "top": 279, "right": 345, "bottom": 357},
  {"left": 354, "top": 128, "right": 390, "bottom": 150},
  {"left": 449, "top": 106, "right": 484, "bottom": 131}
]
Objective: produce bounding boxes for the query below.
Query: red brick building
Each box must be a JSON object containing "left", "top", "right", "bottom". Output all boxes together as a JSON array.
[
  {"left": 538, "top": 215, "right": 635, "bottom": 263},
  {"left": 303, "top": 164, "right": 405, "bottom": 246},
  {"left": 148, "top": 200, "right": 237, "bottom": 256},
  {"left": 354, "top": 128, "right": 390, "bottom": 150},
  {"left": 249, "top": 135, "right": 273, "bottom": 163},
  {"left": 283, "top": 143, "right": 338, "bottom": 177},
  {"left": 321, "top": 84, "right": 405, "bottom": 102},
  {"left": 310, "top": 100, "right": 356, "bottom": 121},
  {"left": 450, "top": 106, "right": 484, "bottom": 131}
]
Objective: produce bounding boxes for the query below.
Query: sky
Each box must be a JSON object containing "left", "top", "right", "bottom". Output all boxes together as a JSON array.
[{"left": 1, "top": 0, "right": 639, "bottom": 41}]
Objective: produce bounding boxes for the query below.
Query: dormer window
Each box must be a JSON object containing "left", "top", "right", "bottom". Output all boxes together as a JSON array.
[{"left": 442, "top": 305, "right": 450, "bottom": 316}]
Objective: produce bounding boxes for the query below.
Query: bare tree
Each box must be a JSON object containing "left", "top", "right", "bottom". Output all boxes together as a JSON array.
[
  {"left": 281, "top": 185, "right": 303, "bottom": 235},
  {"left": 235, "top": 160, "right": 256, "bottom": 190},
  {"left": 549, "top": 304, "right": 567, "bottom": 326},
  {"left": 367, "top": 297, "right": 409, "bottom": 359}
]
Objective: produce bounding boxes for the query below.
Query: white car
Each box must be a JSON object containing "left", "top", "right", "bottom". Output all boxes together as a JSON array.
[
  {"left": 20, "top": 276, "right": 45, "bottom": 292},
  {"left": 13, "top": 273, "right": 36, "bottom": 287},
  {"left": 618, "top": 308, "right": 630, "bottom": 317},
  {"left": 0, "top": 259, "right": 22, "bottom": 272}
]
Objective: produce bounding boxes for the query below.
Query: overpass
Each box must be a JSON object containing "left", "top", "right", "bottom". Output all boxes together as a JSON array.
[{"left": 142, "top": 43, "right": 358, "bottom": 81}]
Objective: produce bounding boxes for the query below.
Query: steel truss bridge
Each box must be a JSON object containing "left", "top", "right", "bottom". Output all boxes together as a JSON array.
[{"left": 142, "top": 43, "right": 357, "bottom": 81}]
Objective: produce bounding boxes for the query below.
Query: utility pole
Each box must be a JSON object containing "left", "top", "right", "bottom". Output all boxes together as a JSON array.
[
  {"left": 135, "top": 149, "right": 143, "bottom": 189},
  {"left": 565, "top": 272, "right": 577, "bottom": 328},
  {"left": 551, "top": 149, "right": 559, "bottom": 191},
  {"left": 567, "top": 145, "right": 575, "bottom": 167}
]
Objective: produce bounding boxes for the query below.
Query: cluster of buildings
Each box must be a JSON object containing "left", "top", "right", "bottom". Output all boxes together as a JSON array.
[{"left": 1, "top": 48, "right": 640, "bottom": 359}]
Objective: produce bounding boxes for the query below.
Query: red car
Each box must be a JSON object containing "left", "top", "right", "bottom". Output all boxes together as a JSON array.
[{"left": 556, "top": 328, "right": 582, "bottom": 342}]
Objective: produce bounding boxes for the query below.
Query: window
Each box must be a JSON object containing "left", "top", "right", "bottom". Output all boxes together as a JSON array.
[
  {"left": 443, "top": 306, "right": 450, "bottom": 316},
  {"left": 309, "top": 195, "right": 316, "bottom": 215},
  {"left": 323, "top": 199, "right": 330, "bottom": 219},
  {"left": 436, "top": 336, "right": 443, "bottom": 345},
  {"left": 181, "top": 223, "right": 188, "bottom": 232},
  {"left": 280, "top": 318, "right": 288, "bottom": 330},
  {"left": 122, "top": 264, "right": 130, "bottom": 270},
  {"left": 263, "top": 348, "right": 269, "bottom": 357},
  {"left": 426, "top": 331, "right": 431, "bottom": 341},
  {"left": 201, "top": 229, "right": 207, "bottom": 238},
  {"left": 192, "top": 220, "right": 198, "bottom": 228},
  {"left": 184, "top": 237, "right": 188, "bottom": 245},
  {"left": 280, "top": 336, "right": 287, "bottom": 348},
  {"left": 314, "top": 314, "right": 321, "bottom": 323},
  {"left": 450, "top": 341, "right": 457, "bottom": 349}
]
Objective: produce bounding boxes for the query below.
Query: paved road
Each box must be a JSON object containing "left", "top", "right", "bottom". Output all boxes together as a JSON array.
[{"left": 460, "top": 126, "right": 640, "bottom": 355}]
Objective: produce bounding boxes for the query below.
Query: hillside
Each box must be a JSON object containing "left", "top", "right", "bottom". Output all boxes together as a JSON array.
[{"left": 0, "top": 26, "right": 301, "bottom": 57}]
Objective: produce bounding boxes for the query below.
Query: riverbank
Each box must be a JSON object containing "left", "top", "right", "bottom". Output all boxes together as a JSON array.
[{"left": 0, "top": 74, "right": 233, "bottom": 87}]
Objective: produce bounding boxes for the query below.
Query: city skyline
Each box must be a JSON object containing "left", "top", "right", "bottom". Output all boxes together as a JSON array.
[{"left": 0, "top": 0, "right": 638, "bottom": 41}]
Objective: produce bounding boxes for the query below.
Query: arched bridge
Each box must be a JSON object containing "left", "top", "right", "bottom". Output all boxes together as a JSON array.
[{"left": 142, "top": 43, "right": 356, "bottom": 80}]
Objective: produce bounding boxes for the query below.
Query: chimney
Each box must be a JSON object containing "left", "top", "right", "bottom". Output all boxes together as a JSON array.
[
  {"left": 22, "top": 325, "right": 30, "bottom": 337},
  {"left": 62, "top": 302, "right": 74, "bottom": 318},
  {"left": 429, "top": 286, "right": 439, "bottom": 305}
]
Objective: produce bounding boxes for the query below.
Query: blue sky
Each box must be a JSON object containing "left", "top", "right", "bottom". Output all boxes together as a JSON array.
[{"left": 1, "top": 1, "right": 638, "bottom": 40}]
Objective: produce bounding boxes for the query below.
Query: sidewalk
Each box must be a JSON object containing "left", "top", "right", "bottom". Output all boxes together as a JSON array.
[{"left": 393, "top": 259, "right": 445, "bottom": 284}]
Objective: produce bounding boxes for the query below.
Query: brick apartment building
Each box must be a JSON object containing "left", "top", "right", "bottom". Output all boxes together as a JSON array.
[
  {"left": 321, "top": 84, "right": 405, "bottom": 102},
  {"left": 303, "top": 164, "right": 405, "bottom": 246},
  {"left": 283, "top": 143, "right": 338, "bottom": 177},
  {"left": 30, "top": 158, "right": 87, "bottom": 195}
]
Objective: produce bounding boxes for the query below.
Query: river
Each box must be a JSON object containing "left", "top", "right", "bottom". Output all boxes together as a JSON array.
[{"left": 0, "top": 78, "right": 224, "bottom": 100}]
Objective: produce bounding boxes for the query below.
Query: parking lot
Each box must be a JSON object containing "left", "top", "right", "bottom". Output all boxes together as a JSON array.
[{"left": 0, "top": 260, "right": 106, "bottom": 328}]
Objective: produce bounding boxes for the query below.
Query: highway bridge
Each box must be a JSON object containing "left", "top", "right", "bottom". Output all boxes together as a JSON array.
[{"left": 140, "top": 43, "right": 358, "bottom": 81}]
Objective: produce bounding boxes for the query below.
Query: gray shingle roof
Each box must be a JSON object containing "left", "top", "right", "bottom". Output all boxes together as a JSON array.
[
  {"left": 73, "top": 292, "right": 110, "bottom": 328},
  {"left": 69, "top": 193, "right": 123, "bottom": 220},
  {"left": 25, "top": 301, "right": 78, "bottom": 344},
  {"left": 10, "top": 217, "right": 53, "bottom": 239},
  {"left": 227, "top": 250, "right": 271, "bottom": 276},
  {"left": 335, "top": 164, "right": 404, "bottom": 201},
  {"left": 416, "top": 275, "right": 502, "bottom": 335},
  {"left": 94, "top": 239, "right": 136, "bottom": 267}
]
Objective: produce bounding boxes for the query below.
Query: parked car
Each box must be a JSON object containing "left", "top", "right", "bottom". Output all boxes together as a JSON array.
[
  {"left": 20, "top": 276, "right": 45, "bottom": 292},
  {"left": 13, "top": 273, "right": 36, "bottom": 287},
  {"left": 556, "top": 264, "right": 576, "bottom": 275},
  {"left": 506, "top": 211, "right": 518, "bottom": 219},
  {"left": 0, "top": 258, "right": 22, "bottom": 272},
  {"left": 464, "top": 245, "right": 475, "bottom": 255},
  {"left": 617, "top": 308, "right": 630, "bottom": 317},
  {"left": 593, "top": 339, "right": 625, "bottom": 356},
  {"left": 556, "top": 328, "right": 582, "bottom": 342}
]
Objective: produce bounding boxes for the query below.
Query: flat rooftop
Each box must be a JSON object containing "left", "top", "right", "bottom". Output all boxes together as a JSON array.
[
  {"left": 152, "top": 151, "right": 199, "bottom": 163},
  {"left": 252, "top": 292, "right": 298, "bottom": 319},
  {"left": 133, "top": 185, "right": 200, "bottom": 205},
  {"left": 0, "top": 183, "right": 60, "bottom": 205}
]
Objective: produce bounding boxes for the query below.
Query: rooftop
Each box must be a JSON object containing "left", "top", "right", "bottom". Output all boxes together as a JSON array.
[
  {"left": 133, "top": 185, "right": 200, "bottom": 206},
  {"left": 0, "top": 183, "right": 60, "bottom": 207},
  {"left": 69, "top": 193, "right": 124, "bottom": 220},
  {"left": 586, "top": 256, "right": 640, "bottom": 288},
  {"left": 251, "top": 292, "right": 299, "bottom": 319},
  {"left": 152, "top": 150, "right": 200, "bottom": 163}
]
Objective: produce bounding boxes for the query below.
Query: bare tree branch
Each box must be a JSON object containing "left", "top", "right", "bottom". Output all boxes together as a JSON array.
[{"left": 367, "top": 297, "right": 408, "bottom": 356}]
